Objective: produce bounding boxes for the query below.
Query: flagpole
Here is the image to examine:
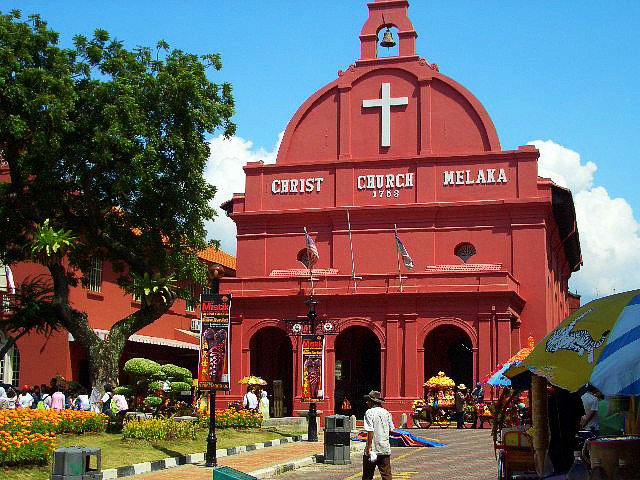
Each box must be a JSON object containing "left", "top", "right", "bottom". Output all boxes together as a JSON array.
[
  {"left": 304, "top": 227, "right": 315, "bottom": 297},
  {"left": 347, "top": 210, "right": 358, "bottom": 293},
  {"left": 394, "top": 224, "right": 403, "bottom": 293}
]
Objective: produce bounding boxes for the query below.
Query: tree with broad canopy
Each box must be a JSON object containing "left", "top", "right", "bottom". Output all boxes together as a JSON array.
[{"left": 0, "top": 10, "right": 235, "bottom": 390}]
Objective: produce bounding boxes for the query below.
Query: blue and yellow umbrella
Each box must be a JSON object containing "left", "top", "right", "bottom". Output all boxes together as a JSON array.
[{"left": 507, "top": 289, "right": 640, "bottom": 395}]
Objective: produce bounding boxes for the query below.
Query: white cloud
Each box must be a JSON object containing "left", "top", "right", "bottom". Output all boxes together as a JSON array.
[
  {"left": 203, "top": 132, "right": 283, "bottom": 254},
  {"left": 530, "top": 140, "right": 640, "bottom": 301}
]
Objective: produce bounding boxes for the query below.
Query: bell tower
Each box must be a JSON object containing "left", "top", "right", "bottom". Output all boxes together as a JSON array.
[{"left": 359, "top": 0, "right": 418, "bottom": 60}]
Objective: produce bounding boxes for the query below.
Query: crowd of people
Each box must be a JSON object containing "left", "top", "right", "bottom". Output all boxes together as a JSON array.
[
  {"left": 0, "top": 378, "right": 128, "bottom": 416},
  {"left": 242, "top": 385, "right": 270, "bottom": 420}
]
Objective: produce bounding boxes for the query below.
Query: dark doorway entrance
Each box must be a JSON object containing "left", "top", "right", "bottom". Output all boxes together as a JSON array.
[
  {"left": 250, "top": 327, "right": 293, "bottom": 417},
  {"left": 424, "top": 325, "right": 473, "bottom": 389},
  {"left": 334, "top": 326, "right": 381, "bottom": 419}
]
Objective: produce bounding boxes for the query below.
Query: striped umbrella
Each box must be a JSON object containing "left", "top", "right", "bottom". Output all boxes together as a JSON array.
[
  {"left": 483, "top": 336, "right": 536, "bottom": 386},
  {"left": 507, "top": 289, "right": 640, "bottom": 395}
]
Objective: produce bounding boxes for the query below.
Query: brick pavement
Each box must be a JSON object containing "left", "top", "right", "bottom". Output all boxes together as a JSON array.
[
  {"left": 266, "top": 429, "right": 497, "bottom": 480},
  {"left": 133, "top": 434, "right": 327, "bottom": 480},
  {"left": 131, "top": 428, "right": 498, "bottom": 480}
]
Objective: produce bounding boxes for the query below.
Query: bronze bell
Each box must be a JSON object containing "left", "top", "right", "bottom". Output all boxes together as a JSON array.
[{"left": 380, "top": 29, "right": 396, "bottom": 48}]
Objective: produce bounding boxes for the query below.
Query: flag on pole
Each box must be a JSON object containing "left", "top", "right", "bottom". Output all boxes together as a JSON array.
[
  {"left": 395, "top": 232, "right": 414, "bottom": 270},
  {"left": 5, "top": 265, "right": 15, "bottom": 294},
  {"left": 297, "top": 228, "right": 319, "bottom": 269}
]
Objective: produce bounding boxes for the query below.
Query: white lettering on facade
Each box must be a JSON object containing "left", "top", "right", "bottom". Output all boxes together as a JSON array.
[
  {"left": 271, "top": 177, "right": 325, "bottom": 195},
  {"left": 405, "top": 173, "right": 414, "bottom": 187},
  {"left": 356, "top": 171, "right": 414, "bottom": 198},
  {"left": 396, "top": 174, "right": 405, "bottom": 188},
  {"left": 442, "top": 168, "right": 508, "bottom": 186},
  {"left": 367, "top": 175, "right": 375, "bottom": 189},
  {"left": 386, "top": 174, "right": 395, "bottom": 189}
]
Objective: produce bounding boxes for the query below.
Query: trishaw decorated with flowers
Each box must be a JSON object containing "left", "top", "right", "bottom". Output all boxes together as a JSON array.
[{"left": 410, "top": 371, "right": 456, "bottom": 428}]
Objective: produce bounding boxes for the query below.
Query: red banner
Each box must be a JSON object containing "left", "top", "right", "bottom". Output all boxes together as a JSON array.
[
  {"left": 197, "top": 294, "right": 231, "bottom": 391},
  {"left": 301, "top": 334, "right": 324, "bottom": 402}
]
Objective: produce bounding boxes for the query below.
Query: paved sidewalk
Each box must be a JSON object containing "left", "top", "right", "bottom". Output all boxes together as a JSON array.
[
  {"left": 130, "top": 428, "right": 496, "bottom": 480},
  {"left": 133, "top": 434, "right": 329, "bottom": 479}
]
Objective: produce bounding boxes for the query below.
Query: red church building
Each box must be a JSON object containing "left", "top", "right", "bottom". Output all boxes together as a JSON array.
[{"left": 218, "top": 0, "right": 582, "bottom": 422}]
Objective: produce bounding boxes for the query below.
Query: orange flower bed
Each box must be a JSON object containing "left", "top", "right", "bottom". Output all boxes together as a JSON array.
[{"left": 0, "top": 409, "right": 107, "bottom": 466}]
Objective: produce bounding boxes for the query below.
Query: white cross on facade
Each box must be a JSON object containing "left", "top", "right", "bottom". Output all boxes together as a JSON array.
[{"left": 362, "top": 82, "right": 408, "bottom": 147}]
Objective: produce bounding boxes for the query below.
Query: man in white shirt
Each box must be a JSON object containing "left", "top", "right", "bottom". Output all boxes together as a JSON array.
[
  {"left": 580, "top": 385, "right": 603, "bottom": 434},
  {"left": 362, "top": 390, "right": 394, "bottom": 480},
  {"left": 242, "top": 387, "right": 258, "bottom": 410}
]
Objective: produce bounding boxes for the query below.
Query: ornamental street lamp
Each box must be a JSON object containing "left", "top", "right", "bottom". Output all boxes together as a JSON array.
[{"left": 205, "top": 264, "right": 225, "bottom": 467}]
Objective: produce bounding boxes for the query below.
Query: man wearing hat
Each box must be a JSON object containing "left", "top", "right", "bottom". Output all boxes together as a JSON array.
[{"left": 362, "top": 390, "right": 394, "bottom": 480}]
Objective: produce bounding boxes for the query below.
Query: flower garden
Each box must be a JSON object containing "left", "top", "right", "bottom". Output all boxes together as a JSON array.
[{"left": 0, "top": 409, "right": 107, "bottom": 466}]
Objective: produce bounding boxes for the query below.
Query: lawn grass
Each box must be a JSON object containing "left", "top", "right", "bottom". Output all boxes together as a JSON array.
[{"left": 1, "top": 428, "right": 305, "bottom": 480}]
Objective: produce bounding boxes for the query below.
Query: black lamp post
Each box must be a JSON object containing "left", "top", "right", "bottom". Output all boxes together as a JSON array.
[
  {"left": 305, "top": 296, "right": 319, "bottom": 442},
  {"left": 205, "top": 264, "right": 225, "bottom": 467}
]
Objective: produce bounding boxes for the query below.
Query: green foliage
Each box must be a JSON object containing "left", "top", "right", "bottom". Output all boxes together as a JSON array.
[
  {"left": 122, "top": 418, "right": 198, "bottom": 441},
  {"left": 144, "top": 395, "right": 163, "bottom": 407},
  {"left": 161, "top": 364, "right": 193, "bottom": 383},
  {"left": 125, "top": 272, "right": 176, "bottom": 306},
  {"left": 123, "top": 358, "right": 162, "bottom": 378},
  {"left": 28, "top": 219, "right": 78, "bottom": 265},
  {"left": 147, "top": 381, "right": 164, "bottom": 391},
  {"left": 113, "top": 386, "right": 132, "bottom": 397},
  {"left": 0, "top": 10, "right": 235, "bottom": 383},
  {"left": 169, "top": 382, "right": 191, "bottom": 393}
]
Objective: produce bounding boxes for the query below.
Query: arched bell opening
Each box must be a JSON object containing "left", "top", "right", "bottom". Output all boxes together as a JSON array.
[{"left": 377, "top": 25, "right": 399, "bottom": 58}]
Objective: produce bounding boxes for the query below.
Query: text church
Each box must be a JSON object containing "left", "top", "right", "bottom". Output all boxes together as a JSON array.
[{"left": 219, "top": 0, "right": 581, "bottom": 422}]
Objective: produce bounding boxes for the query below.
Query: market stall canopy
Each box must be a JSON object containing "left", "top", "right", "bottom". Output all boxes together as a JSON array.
[
  {"left": 238, "top": 376, "right": 267, "bottom": 386},
  {"left": 506, "top": 289, "right": 640, "bottom": 395},
  {"left": 483, "top": 336, "right": 535, "bottom": 386}
]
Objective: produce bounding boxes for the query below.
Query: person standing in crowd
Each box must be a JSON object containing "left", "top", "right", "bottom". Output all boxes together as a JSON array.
[
  {"left": 111, "top": 390, "right": 129, "bottom": 416},
  {"left": 0, "top": 387, "right": 8, "bottom": 410},
  {"left": 455, "top": 384, "right": 467, "bottom": 429},
  {"left": 76, "top": 388, "right": 91, "bottom": 411},
  {"left": 259, "top": 391, "right": 270, "bottom": 420},
  {"left": 17, "top": 386, "right": 34, "bottom": 409},
  {"left": 101, "top": 385, "right": 114, "bottom": 415},
  {"left": 471, "top": 382, "right": 484, "bottom": 429},
  {"left": 362, "top": 390, "right": 394, "bottom": 480},
  {"left": 39, "top": 387, "right": 52, "bottom": 410},
  {"left": 51, "top": 387, "right": 66, "bottom": 411},
  {"left": 242, "top": 386, "right": 258, "bottom": 411},
  {"left": 6, "top": 388, "right": 17, "bottom": 409},
  {"left": 30, "top": 385, "right": 41, "bottom": 409},
  {"left": 580, "top": 384, "right": 603, "bottom": 435},
  {"left": 89, "top": 385, "right": 102, "bottom": 413}
]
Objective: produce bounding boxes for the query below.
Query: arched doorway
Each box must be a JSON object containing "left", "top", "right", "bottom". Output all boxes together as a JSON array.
[
  {"left": 424, "top": 325, "right": 473, "bottom": 389},
  {"left": 334, "top": 326, "right": 381, "bottom": 419},
  {"left": 249, "top": 327, "right": 293, "bottom": 417}
]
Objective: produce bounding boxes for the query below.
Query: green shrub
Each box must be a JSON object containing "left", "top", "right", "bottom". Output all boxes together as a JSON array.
[
  {"left": 124, "top": 358, "right": 162, "bottom": 377},
  {"left": 122, "top": 418, "right": 198, "bottom": 441},
  {"left": 161, "top": 364, "right": 193, "bottom": 383},
  {"left": 114, "top": 386, "right": 132, "bottom": 396},
  {"left": 170, "top": 382, "right": 191, "bottom": 393},
  {"left": 148, "top": 381, "right": 165, "bottom": 391},
  {"left": 144, "top": 395, "right": 163, "bottom": 407}
]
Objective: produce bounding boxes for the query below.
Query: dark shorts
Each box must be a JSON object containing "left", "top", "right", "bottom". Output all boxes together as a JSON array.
[{"left": 362, "top": 453, "right": 392, "bottom": 480}]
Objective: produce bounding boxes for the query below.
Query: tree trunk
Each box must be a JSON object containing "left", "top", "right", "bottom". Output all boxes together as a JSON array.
[{"left": 87, "top": 341, "right": 123, "bottom": 390}]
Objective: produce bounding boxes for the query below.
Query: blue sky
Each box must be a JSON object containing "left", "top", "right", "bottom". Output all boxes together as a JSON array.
[{"left": 3, "top": 1, "right": 639, "bottom": 300}]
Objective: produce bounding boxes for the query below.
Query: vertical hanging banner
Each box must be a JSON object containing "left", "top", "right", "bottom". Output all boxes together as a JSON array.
[
  {"left": 301, "top": 334, "right": 324, "bottom": 402},
  {"left": 198, "top": 294, "right": 232, "bottom": 391}
]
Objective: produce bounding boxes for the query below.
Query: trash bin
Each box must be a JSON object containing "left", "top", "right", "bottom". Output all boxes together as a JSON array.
[
  {"left": 324, "top": 414, "right": 351, "bottom": 465},
  {"left": 213, "top": 466, "right": 257, "bottom": 479},
  {"left": 51, "top": 447, "right": 102, "bottom": 480}
]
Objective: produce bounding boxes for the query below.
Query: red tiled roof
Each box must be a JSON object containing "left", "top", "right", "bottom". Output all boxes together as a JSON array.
[
  {"left": 197, "top": 247, "right": 237, "bottom": 271},
  {"left": 269, "top": 268, "right": 339, "bottom": 277},
  {"left": 424, "top": 264, "right": 502, "bottom": 272}
]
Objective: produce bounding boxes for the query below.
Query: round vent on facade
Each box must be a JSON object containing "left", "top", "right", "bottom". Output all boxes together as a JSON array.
[{"left": 455, "top": 243, "right": 476, "bottom": 263}]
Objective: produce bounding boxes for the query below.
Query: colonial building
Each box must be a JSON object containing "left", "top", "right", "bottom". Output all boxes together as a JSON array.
[
  {"left": 0, "top": 248, "right": 235, "bottom": 388},
  {"left": 219, "top": 0, "right": 581, "bottom": 421}
]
